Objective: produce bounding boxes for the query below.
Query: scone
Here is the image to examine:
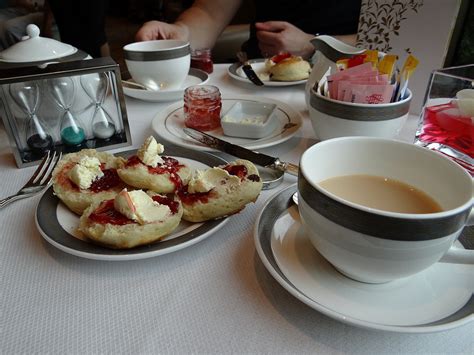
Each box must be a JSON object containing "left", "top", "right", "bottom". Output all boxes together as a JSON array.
[
  {"left": 79, "top": 189, "right": 183, "bottom": 249},
  {"left": 178, "top": 159, "right": 263, "bottom": 222},
  {"left": 267, "top": 54, "right": 311, "bottom": 81},
  {"left": 52, "top": 149, "right": 126, "bottom": 215},
  {"left": 118, "top": 136, "right": 192, "bottom": 193}
]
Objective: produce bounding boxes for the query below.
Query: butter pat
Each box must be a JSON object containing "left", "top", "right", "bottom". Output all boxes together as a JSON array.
[
  {"left": 114, "top": 189, "right": 170, "bottom": 224},
  {"left": 137, "top": 136, "right": 164, "bottom": 167},
  {"left": 68, "top": 156, "right": 104, "bottom": 190},
  {"left": 221, "top": 101, "right": 278, "bottom": 139},
  {"left": 187, "top": 167, "right": 240, "bottom": 193}
]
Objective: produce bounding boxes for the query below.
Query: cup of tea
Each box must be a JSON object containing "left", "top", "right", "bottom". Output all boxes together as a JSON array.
[
  {"left": 123, "top": 40, "right": 190, "bottom": 91},
  {"left": 298, "top": 137, "right": 473, "bottom": 283}
]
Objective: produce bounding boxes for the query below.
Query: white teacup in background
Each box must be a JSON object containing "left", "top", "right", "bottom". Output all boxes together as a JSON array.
[
  {"left": 123, "top": 40, "right": 190, "bottom": 91},
  {"left": 298, "top": 137, "right": 473, "bottom": 283}
]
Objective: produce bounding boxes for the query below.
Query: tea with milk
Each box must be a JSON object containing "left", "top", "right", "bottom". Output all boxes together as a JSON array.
[{"left": 318, "top": 174, "right": 442, "bottom": 214}]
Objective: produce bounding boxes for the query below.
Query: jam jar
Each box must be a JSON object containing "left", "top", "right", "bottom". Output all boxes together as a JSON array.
[
  {"left": 190, "top": 48, "right": 213, "bottom": 74},
  {"left": 183, "top": 85, "right": 222, "bottom": 131}
]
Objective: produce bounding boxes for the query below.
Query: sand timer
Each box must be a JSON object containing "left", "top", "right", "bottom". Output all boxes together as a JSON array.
[
  {"left": 9, "top": 81, "right": 53, "bottom": 155},
  {"left": 80, "top": 72, "right": 116, "bottom": 140},
  {"left": 46, "top": 77, "right": 86, "bottom": 146}
]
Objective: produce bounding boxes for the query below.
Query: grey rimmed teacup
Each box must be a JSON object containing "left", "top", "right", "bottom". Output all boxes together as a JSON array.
[
  {"left": 308, "top": 88, "right": 412, "bottom": 140},
  {"left": 124, "top": 40, "right": 190, "bottom": 91},
  {"left": 298, "top": 137, "right": 473, "bottom": 283}
]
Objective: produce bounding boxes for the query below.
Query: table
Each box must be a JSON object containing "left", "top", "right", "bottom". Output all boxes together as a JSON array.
[{"left": 1, "top": 64, "right": 472, "bottom": 353}]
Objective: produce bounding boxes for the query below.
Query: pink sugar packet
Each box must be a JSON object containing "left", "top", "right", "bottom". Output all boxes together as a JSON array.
[
  {"left": 337, "top": 76, "right": 390, "bottom": 101},
  {"left": 349, "top": 84, "right": 394, "bottom": 104},
  {"left": 327, "top": 62, "right": 374, "bottom": 99}
]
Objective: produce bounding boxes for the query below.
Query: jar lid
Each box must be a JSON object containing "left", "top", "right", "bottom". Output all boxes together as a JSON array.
[{"left": 0, "top": 24, "right": 77, "bottom": 63}]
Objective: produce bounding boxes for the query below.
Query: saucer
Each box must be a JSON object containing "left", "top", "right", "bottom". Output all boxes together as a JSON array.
[
  {"left": 122, "top": 68, "right": 209, "bottom": 102},
  {"left": 228, "top": 59, "right": 307, "bottom": 87},
  {"left": 254, "top": 184, "right": 474, "bottom": 333}
]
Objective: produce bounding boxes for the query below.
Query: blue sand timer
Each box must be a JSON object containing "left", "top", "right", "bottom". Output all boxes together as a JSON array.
[
  {"left": 80, "top": 72, "right": 116, "bottom": 140},
  {"left": 9, "top": 81, "right": 53, "bottom": 155},
  {"left": 46, "top": 77, "right": 85, "bottom": 146}
]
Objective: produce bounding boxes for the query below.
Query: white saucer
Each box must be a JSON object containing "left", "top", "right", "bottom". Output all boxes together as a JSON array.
[
  {"left": 228, "top": 59, "right": 307, "bottom": 87},
  {"left": 122, "top": 68, "right": 209, "bottom": 102},
  {"left": 151, "top": 95, "right": 302, "bottom": 151},
  {"left": 254, "top": 184, "right": 474, "bottom": 333}
]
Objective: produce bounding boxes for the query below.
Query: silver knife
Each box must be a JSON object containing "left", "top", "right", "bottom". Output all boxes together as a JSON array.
[
  {"left": 183, "top": 128, "right": 299, "bottom": 176},
  {"left": 236, "top": 51, "right": 265, "bottom": 86}
]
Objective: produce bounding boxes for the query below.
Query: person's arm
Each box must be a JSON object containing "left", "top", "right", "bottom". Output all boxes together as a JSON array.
[
  {"left": 255, "top": 21, "right": 357, "bottom": 59},
  {"left": 41, "top": 0, "right": 54, "bottom": 38},
  {"left": 135, "top": 0, "right": 242, "bottom": 49}
]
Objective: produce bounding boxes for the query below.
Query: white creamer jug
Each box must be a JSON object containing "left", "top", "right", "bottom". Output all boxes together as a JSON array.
[{"left": 305, "top": 35, "right": 364, "bottom": 105}]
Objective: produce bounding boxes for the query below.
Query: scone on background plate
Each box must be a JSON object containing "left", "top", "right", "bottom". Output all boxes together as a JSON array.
[
  {"left": 79, "top": 189, "right": 183, "bottom": 249},
  {"left": 178, "top": 159, "right": 263, "bottom": 222},
  {"left": 266, "top": 53, "right": 311, "bottom": 81},
  {"left": 52, "top": 149, "right": 126, "bottom": 215},
  {"left": 118, "top": 136, "right": 192, "bottom": 193}
]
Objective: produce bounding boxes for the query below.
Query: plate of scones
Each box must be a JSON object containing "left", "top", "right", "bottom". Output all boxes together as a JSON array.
[
  {"left": 35, "top": 136, "right": 263, "bottom": 260},
  {"left": 228, "top": 53, "right": 311, "bottom": 86}
]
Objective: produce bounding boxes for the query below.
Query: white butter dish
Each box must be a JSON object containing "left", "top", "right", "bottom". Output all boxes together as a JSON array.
[{"left": 221, "top": 101, "right": 278, "bottom": 139}]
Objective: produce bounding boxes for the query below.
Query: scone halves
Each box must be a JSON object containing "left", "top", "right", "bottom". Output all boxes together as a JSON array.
[
  {"left": 178, "top": 159, "right": 263, "bottom": 222},
  {"left": 118, "top": 136, "right": 192, "bottom": 193},
  {"left": 79, "top": 189, "right": 183, "bottom": 249},
  {"left": 52, "top": 149, "right": 126, "bottom": 215}
]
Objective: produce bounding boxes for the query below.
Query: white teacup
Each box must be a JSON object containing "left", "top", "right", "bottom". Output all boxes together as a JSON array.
[
  {"left": 298, "top": 137, "right": 473, "bottom": 283},
  {"left": 123, "top": 40, "right": 190, "bottom": 91}
]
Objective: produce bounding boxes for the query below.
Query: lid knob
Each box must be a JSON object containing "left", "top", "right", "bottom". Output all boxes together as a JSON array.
[{"left": 26, "top": 24, "right": 40, "bottom": 39}]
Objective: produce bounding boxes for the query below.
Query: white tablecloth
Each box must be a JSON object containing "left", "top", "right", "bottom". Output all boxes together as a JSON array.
[{"left": 1, "top": 64, "right": 472, "bottom": 354}]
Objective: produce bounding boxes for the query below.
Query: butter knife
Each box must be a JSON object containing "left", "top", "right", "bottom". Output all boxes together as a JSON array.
[
  {"left": 236, "top": 51, "right": 265, "bottom": 86},
  {"left": 183, "top": 128, "right": 299, "bottom": 176}
]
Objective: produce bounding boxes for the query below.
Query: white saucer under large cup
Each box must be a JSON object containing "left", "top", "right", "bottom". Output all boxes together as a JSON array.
[{"left": 254, "top": 184, "right": 474, "bottom": 333}]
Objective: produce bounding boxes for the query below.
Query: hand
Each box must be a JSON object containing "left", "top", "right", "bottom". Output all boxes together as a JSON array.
[
  {"left": 255, "top": 21, "right": 315, "bottom": 59},
  {"left": 135, "top": 21, "right": 189, "bottom": 42}
]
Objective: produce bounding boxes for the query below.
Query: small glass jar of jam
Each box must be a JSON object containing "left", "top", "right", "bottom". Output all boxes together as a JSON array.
[
  {"left": 183, "top": 85, "right": 222, "bottom": 131},
  {"left": 190, "top": 48, "right": 213, "bottom": 74}
]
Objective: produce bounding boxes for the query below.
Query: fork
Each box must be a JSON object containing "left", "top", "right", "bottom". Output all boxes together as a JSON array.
[{"left": 0, "top": 150, "right": 62, "bottom": 208}]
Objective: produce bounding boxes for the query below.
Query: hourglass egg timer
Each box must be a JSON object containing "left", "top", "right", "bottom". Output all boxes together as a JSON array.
[
  {"left": 46, "top": 77, "right": 86, "bottom": 146},
  {"left": 0, "top": 57, "right": 131, "bottom": 167},
  {"left": 9, "top": 81, "right": 53, "bottom": 156},
  {"left": 80, "top": 72, "right": 116, "bottom": 140}
]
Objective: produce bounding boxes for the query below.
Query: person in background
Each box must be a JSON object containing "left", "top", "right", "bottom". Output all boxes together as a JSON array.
[
  {"left": 135, "top": 0, "right": 361, "bottom": 59},
  {"left": 0, "top": 0, "right": 54, "bottom": 50},
  {"left": 47, "top": 0, "right": 109, "bottom": 58}
]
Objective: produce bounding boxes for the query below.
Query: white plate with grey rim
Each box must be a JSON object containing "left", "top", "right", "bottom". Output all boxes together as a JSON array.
[
  {"left": 254, "top": 184, "right": 474, "bottom": 333},
  {"left": 151, "top": 95, "right": 302, "bottom": 151},
  {"left": 122, "top": 68, "right": 209, "bottom": 102},
  {"left": 35, "top": 146, "right": 229, "bottom": 261},
  {"left": 228, "top": 59, "right": 307, "bottom": 86}
]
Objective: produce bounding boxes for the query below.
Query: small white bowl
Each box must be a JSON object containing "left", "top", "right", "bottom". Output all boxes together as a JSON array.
[{"left": 221, "top": 101, "right": 278, "bottom": 139}]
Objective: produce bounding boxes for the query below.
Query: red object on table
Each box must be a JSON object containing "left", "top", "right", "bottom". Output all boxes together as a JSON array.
[
  {"left": 183, "top": 85, "right": 222, "bottom": 131},
  {"left": 191, "top": 48, "right": 213, "bottom": 74}
]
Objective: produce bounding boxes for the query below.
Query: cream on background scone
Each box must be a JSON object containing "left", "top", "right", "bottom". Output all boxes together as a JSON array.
[
  {"left": 118, "top": 136, "right": 192, "bottom": 193},
  {"left": 79, "top": 189, "right": 183, "bottom": 249},
  {"left": 265, "top": 53, "right": 311, "bottom": 81},
  {"left": 52, "top": 149, "right": 126, "bottom": 215},
  {"left": 178, "top": 159, "right": 263, "bottom": 222}
]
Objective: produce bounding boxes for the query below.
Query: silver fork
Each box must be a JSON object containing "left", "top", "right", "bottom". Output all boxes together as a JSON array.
[{"left": 0, "top": 150, "right": 62, "bottom": 208}]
